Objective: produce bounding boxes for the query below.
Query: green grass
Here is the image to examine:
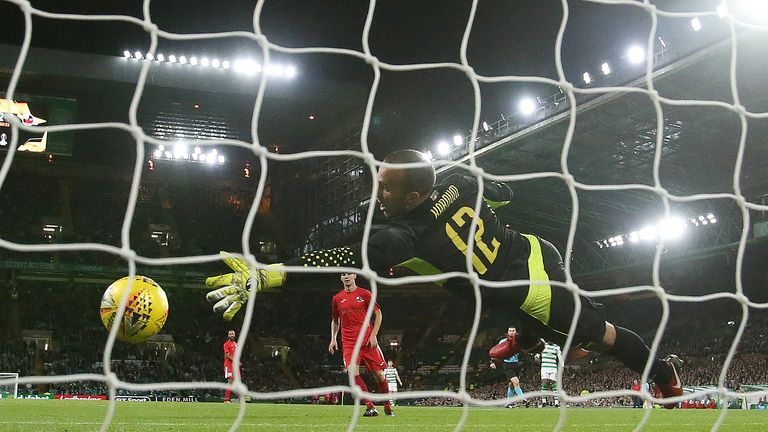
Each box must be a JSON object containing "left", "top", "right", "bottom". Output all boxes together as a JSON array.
[{"left": 1, "top": 400, "right": 767, "bottom": 431}]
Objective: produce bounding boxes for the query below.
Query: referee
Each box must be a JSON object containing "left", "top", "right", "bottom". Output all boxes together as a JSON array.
[{"left": 490, "top": 327, "right": 526, "bottom": 407}]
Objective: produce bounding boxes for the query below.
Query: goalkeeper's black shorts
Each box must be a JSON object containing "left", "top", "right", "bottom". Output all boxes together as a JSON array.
[{"left": 510, "top": 234, "right": 607, "bottom": 348}]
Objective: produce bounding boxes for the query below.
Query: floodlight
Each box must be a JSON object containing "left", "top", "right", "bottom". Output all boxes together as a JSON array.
[
  {"left": 717, "top": 3, "right": 728, "bottom": 18},
  {"left": 174, "top": 144, "right": 187, "bottom": 156},
  {"left": 179, "top": 56, "right": 188, "bottom": 64},
  {"left": 267, "top": 64, "right": 285, "bottom": 76},
  {"left": 123, "top": 50, "right": 131, "bottom": 59},
  {"left": 582, "top": 72, "right": 592, "bottom": 84},
  {"left": 134, "top": 51, "right": 143, "bottom": 60},
  {"left": 518, "top": 98, "right": 537, "bottom": 116},
  {"left": 217, "top": 155, "right": 225, "bottom": 163},
  {"left": 482, "top": 121, "right": 490, "bottom": 132},
  {"left": 425, "top": 150, "right": 434, "bottom": 160},
  {"left": 690, "top": 18, "right": 702, "bottom": 32},
  {"left": 233, "top": 59, "right": 259, "bottom": 75},
  {"left": 601, "top": 62, "right": 611, "bottom": 75},
  {"left": 156, "top": 53, "right": 165, "bottom": 62},
  {"left": 190, "top": 56, "right": 198, "bottom": 66},
  {"left": 164, "top": 151, "right": 172, "bottom": 158},
  {"left": 222, "top": 60, "right": 230, "bottom": 69},
  {"left": 285, "top": 66, "right": 297, "bottom": 78},
  {"left": 194, "top": 146, "right": 201, "bottom": 154},
  {"left": 627, "top": 46, "right": 645, "bottom": 64},
  {"left": 212, "top": 59, "right": 220, "bottom": 68},
  {"left": 744, "top": 0, "right": 768, "bottom": 17},
  {"left": 158, "top": 144, "right": 165, "bottom": 151},
  {"left": 146, "top": 53, "right": 154, "bottom": 61},
  {"left": 168, "top": 55, "right": 177, "bottom": 63},
  {"left": 153, "top": 150, "right": 161, "bottom": 158},
  {"left": 437, "top": 141, "right": 451, "bottom": 156},
  {"left": 453, "top": 135, "right": 463, "bottom": 146},
  {"left": 629, "top": 231, "right": 640, "bottom": 243},
  {"left": 201, "top": 57, "right": 210, "bottom": 67},
  {"left": 657, "top": 217, "right": 686, "bottom": 240},
  {"left": 639, "top": 226, "right": 657, "bottom": 241}
]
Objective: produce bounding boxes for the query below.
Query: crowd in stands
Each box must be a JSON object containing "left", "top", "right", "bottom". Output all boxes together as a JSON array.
[
  {"left": 1, "top": 164, "right": 767, "bottom": 405},
  {"left": 3, "top": 276, "right": 768, "bottom": 409},
  {"left": 0, "top": 166, "right": 267, "bottom": 266}
]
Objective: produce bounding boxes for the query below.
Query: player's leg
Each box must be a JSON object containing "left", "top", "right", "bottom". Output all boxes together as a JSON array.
[
  {"left": 534, "top": 236, "right": 683, "bottom": 408},
  {"left": 363, "top": 345, "right": 393, "bottom": 416},
  {"left": 387, "top": 382, "right": 398, "bottom": 406},
  {"left": 506, "top": 363, "right": 524, "bottom": 402},
  {"left": 511, "top": 373, "right": 524, "bottom": 397},
  {"left": 343, "top": 350, "right": 377, "bottom": 413},
  {"left": 539, "top": 370, "right": 549, "bottom": 407},
  {"left": 546, "top": 374, "right": 560, "bottom": 407},
  {"left": 224, "top": 366, "right": 233, "bottom": 402}
]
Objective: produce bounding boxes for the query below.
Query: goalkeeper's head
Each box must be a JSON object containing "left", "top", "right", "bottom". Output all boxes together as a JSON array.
[{"left": 377, "top": 149, "right": 435, "bottom": 218}]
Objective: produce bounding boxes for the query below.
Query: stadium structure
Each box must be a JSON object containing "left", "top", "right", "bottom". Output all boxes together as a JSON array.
[{"left": 1, "top": 1, "right": 768, "bottom": 430}]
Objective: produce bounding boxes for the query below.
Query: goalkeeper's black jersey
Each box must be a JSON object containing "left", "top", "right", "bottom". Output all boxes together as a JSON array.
[{"left": 289, "top": 174, "right": 530, "bottom": 282}]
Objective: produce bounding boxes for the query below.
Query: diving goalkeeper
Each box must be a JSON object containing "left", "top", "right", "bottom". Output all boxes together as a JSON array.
[{"left": 205, "top": 149, "right": 683, "bottom": 408}]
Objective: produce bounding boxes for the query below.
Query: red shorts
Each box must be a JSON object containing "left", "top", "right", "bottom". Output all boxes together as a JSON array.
[
  {"left": 224, "top": 365, "right": 234, "bottom": 379},
  {"left": 342, "top": 344, "right": 387, "bottom": 372}
]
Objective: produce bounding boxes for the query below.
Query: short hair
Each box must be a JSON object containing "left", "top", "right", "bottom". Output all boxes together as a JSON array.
[{"left": 383, "top": 149, "right": 436, "bottom": 195}]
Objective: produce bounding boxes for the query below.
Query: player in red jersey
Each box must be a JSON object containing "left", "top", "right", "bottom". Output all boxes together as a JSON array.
[
  {"left": 223, "top": 329, "right": 237, "bottom": 403},
  {"left": 329, "top": 273, "right": 393, "bottom": 417}
]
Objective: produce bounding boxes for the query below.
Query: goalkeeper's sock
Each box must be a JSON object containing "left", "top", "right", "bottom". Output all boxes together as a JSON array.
[
  {"left": 608, "top": 326, "right": 670, "bottom": 381},
  {"left": 515, "top": 386, "right": 524, "bottom": 398},
  {"left": 507, "top": 387, "right": 514, "bottom": 399},
  {"left": 224, "top": 388, "right": 231, "bottom": 401},
  {"left": 354, "top": 376, "right": 375, "bottom": 409}
]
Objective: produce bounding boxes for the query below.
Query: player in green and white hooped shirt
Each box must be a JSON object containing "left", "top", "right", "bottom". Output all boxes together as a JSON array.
[{"left": 536, "top": 342, "right": 561, "bottom": 407}]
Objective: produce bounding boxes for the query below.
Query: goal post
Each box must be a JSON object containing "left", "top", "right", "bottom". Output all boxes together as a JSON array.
[{"left": 0, "top": 373, "right": 19, "bottom": 399}]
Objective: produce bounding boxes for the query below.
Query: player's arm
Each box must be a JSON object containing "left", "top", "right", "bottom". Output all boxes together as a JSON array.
[
  {"left": 329, "top": 318, "right": 340, "bottom": 354},
  {"left": 446, "top": 174, "right": 513, "bottom": 210},
  {"left": 285, "top": 226, "right": 417, "bottom": 275},
  {"left": 329, "top": 299, "right": 340, "bottom": 354},
  {"left": 206, "top": 227, "right": 417, "bottom": 320},
  {"left": 367, "top": 308, "right": 382, "bottom": 348},
  {"left": 395, "top": 369, "right": 403, "bottom": 386}
]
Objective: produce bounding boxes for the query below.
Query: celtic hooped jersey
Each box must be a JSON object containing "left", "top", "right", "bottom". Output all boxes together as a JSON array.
[{"left": 287, "top": 174, "right": 529, "bottom": 283}]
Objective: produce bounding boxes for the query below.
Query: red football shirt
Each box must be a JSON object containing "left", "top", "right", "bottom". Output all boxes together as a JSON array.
[
  {"left": 223, "top": 340, "right": 237, "bottom": 368},
  {"left": 331, "top": 287, "right": 380, "bottom": 346}
]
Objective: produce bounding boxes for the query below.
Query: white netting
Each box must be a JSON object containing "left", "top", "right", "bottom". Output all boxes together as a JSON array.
[
  {"left": 1, "top": 0, "right": 768, "bottom": 431},
  {"left": 0, "top": 373, "right": 19, "bottom": 399}
]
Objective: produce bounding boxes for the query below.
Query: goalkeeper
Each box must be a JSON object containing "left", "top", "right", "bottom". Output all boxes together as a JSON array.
[{"left": 206, "top": 149, "right": 683, "bottom": 408}]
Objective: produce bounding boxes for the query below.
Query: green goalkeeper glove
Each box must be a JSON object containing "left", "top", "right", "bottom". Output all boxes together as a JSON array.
[{"left": 205, "top": 252, "right": 285, "bottom": 321}]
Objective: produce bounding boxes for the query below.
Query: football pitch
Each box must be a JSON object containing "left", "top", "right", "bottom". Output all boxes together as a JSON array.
[{"left": 2, "top": 400, "right": 768, "bottom": 431}]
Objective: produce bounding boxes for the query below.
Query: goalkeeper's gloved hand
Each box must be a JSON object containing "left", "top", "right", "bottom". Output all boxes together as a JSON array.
[{"left": 205, "top": 252, "right": 285, "bottom": 321}]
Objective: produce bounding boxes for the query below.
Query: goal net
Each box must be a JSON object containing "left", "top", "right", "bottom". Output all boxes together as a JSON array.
[
  {"left": 1, "top": 0, "right": 768, "bottom": 431},
  {"left": 0, "top": 373, "right": 18, "bottom": 399}
]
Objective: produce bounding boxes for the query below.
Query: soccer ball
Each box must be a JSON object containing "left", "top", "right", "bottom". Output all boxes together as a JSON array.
[{"left": 99, "top": 276, "right": 169, "bottom": 343}]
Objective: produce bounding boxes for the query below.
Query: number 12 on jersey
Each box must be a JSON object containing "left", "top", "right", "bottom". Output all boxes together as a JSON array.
[{"left": 445, "top": 206, "right": 500, "bottom": 274}]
